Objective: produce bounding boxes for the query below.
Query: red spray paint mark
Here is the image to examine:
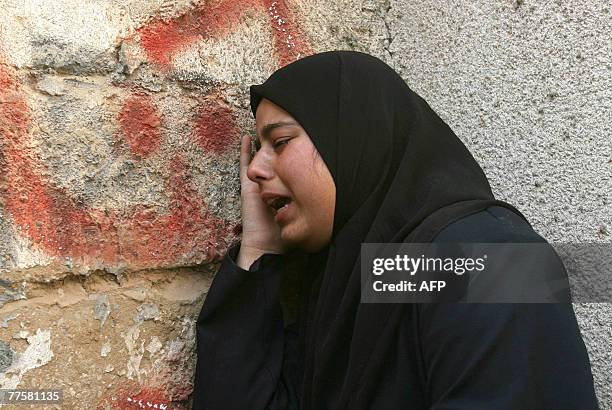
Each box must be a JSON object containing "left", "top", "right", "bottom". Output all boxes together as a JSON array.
[
  {"left": 119, "top": 153, "right": 226, "bottom": 264},
  {"left": 97, "top": 383, "right": 171, "bottom": 410},
  {"left": 118, "top": 95, "right": 162, "bottom": 159},
  {"left": 0, "top": 0, "right": 314, "bottom": 268},
  {"left": 263, "top": 0, "right": 313, "bottom": 67},
  {"left": 138, "top": 0, "right": 312, "bottom": 69},
  {"left": 191, "top": 99, "right": 240, "bottom": 154},
  {"left": 138, "top": 0, "right": 258, "bottom": 67},
  {"left": 0, "top": 61, "right": 230, "bottom": 269},
  {"left": 0, "top": 67, "right": 29, "bottom": 139}
]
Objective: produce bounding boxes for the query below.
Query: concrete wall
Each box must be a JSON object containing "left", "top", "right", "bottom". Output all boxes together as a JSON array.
[
  {"left": 383, "top": 2, "right": 611, "bottom": 407},
  {"left": 0, "top": 0, "right": 609, "bottom": 408}
]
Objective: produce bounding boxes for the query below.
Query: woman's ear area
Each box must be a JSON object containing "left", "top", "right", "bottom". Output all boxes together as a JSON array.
[
  {"left": 312, "top": 146, "right": 334, "bottom": 185},
  {"left": 311, "top": 142, "right": 337, "bottom": 242}
]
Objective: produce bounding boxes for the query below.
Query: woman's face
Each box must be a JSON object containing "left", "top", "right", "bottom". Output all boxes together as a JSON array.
[{"left": 248, "top": 98, "right": 336, "bottom": 252}]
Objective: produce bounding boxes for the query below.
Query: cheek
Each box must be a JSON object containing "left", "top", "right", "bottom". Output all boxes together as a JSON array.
[
  {"left": 277, "top": 149, "right": 311, "bottom": 191},
  {"left": 278, "top": 145, "right": 333, "bottom": 217},
  {"left": 304, "top": 173, "right": 334, "bottom": 221}
]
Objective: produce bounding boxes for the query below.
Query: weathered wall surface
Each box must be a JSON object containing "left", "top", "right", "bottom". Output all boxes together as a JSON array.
[
  {"left": 0, "top": 0, "right": 609, "bottom": 408},
  {"left": 0, "top": 0, "right": 387, "bottom": 408},
  {"left": 384, "top": 1, "right": 610, "bottom": 407}
]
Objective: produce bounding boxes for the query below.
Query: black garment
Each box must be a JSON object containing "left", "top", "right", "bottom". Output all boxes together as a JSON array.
[
  {"left": 246, "top": 51, "right": 552, "bottom": 409},
  {"left": 192, "top": 206, "right": 599, "bottom": 409},
  {"left": 193, "top": 50, "right": 598, "bottom": 409}
]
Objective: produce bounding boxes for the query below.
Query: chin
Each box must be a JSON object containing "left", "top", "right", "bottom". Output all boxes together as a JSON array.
[
  {"left": 281, "top": 228, "right": 313, "bottom": 252},
  {"left": 281, "top": 224, "right": 330, "bottom": 253},
  {"left": 280, "top": 232, "right": 304, "bottom": 251},
  {"left": 286, "top": 236, "right": 328, "bottom": 254}
]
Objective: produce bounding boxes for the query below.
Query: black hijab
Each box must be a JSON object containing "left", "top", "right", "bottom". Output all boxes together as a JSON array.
[{"left": 249, "top": 51, "right": 525, "bottom": 410}]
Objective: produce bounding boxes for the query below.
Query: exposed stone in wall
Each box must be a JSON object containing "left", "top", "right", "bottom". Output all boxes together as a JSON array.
[
  {"left": 0, "top": 0, "right": 388, "bottom": 407},
  {"left": 0, "top": 0, "right": 609, "bottom": 408}
]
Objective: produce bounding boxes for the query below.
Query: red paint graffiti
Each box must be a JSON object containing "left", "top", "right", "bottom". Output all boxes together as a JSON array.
[
  {"left": 118, "top": 95, "right": 162, "bottom": 159},
  {"left": 97, "top": 383, "right": 171, "bottom": 410},
  {"left": 0, "top": 62, "right": 230, "bottom": 268},
  {"left": 191, "top": 99, "right": 240, "bottom": 154},
  {"left": 0, "top": 0, "right": 312, "bottom": 269},
  {"left": 138, "top": 0, "right": 312, "bottom": 68}
]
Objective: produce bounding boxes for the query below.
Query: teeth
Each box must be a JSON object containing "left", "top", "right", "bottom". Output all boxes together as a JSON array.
[
  {"left": 275, "top": 202, "right": 288, "bottom": 216},
  {"left": 270, "top": 197, "right": 289, "bottom": 212}
]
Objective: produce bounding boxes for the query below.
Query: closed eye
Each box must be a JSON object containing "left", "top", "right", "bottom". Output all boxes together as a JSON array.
[{"left": 273, "top": 138, "right": 290, "bottom": 149}]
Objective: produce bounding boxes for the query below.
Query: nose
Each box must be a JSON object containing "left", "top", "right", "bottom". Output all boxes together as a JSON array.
[{"left": 247, "top": 149, "right": 274, "bottom": 183}]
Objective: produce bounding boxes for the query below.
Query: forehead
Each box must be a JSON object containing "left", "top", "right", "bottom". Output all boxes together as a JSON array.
[{"left": 255, "top": 98, "right": 302, "bottom": 139}]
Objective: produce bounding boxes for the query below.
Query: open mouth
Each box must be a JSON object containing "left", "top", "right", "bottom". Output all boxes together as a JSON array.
[{"left": 268, "top": 196, "right": 291, "bottom": 215}]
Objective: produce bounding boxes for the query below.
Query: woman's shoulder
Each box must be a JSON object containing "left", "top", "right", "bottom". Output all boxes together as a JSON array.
[
  {"left": 432, "top": 205, "right": 546, "bottom": 243},
  {"left": 430, "top": 205, "right": 571, "bottom": 302}
]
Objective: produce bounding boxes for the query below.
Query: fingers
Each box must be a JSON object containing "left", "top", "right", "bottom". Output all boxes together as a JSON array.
[{"left": 239, "top": 135, "right": 251, "bottom": 182}]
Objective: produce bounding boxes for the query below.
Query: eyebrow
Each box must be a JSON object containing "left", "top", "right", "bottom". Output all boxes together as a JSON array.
[{"left": 259, "top": 120, "right": 300, "bottom": 141}]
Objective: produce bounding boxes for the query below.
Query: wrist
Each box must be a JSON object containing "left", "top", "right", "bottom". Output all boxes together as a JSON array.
[
  {"left": 236, "top": 244, "right": 283, "bottom": 270},
  {"left": 240, "top": 239, "right": 283, "bottom": 255},
  {"left": 236, "top": 246, "right": 262, "bottom": 270}
]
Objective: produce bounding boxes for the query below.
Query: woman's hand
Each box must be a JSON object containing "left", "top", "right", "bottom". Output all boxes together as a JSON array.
[{"left": 236, "top": 135, "right": 285, "bottom": 269}]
